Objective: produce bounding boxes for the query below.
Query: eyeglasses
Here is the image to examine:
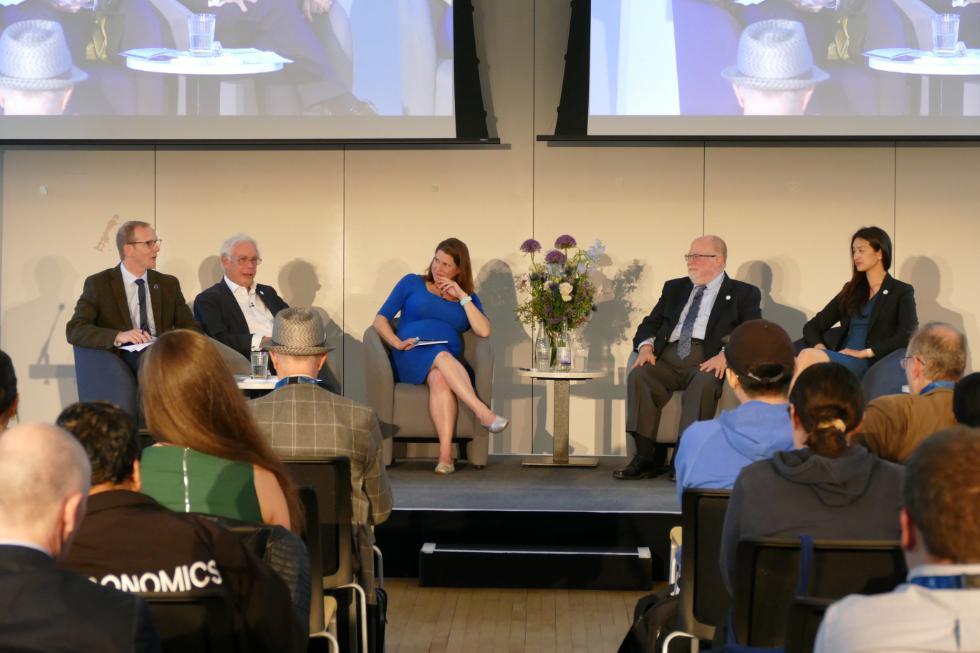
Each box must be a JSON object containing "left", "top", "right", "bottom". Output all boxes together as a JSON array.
[
  {"left": 899, "top": 355, "right": 918, "bottom": 370},
  {"left": 233, "top": 257, "right": 262, "bottom": 266},
  {"left": 128, "top": 239, "right": 162, "bottom": 248},
  {"left": 684, "top": 254, "right": 718, "bottom": 262}
]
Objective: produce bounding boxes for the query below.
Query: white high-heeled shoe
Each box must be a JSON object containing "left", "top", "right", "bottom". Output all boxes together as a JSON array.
[
  {"left": 435, "top": 461, "right": 455, "bottom": 474},
  {"left": 484, "top": 415, "right": 510, "bottom": 434}
]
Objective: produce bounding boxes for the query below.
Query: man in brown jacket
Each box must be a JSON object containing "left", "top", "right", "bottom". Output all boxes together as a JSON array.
[{"left": 859, "top": 322, "right": 966, "bottom": 463}]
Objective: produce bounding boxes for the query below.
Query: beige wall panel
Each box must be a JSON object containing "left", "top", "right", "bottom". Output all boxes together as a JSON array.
[
  {"left": 895, "top": 145, "right": 980, "bottom": 371},
  {"left": 1, "top": 148, "right": 155, "bottom": 421},
  {"left": 705, "top": 145, "right": 896, "bottom": 341},
  {"left": 533, "top": 144, "right": 705, "bottom": 455},
  {"left": 154, "top": 149, "right": 345, "bottom": 386},
  {"left": 344, "top": 0, "right": 535, "bottom": 455}
]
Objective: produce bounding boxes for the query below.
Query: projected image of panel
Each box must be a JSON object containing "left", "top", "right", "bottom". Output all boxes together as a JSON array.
[
  {"left": 0, "top": 0, "right": 478, "bottom": 140},
  {"left": 583, "top": 0, "right": 980, "bottom": 137}
]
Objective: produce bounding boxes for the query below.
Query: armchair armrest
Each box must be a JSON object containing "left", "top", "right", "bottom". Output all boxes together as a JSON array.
[
  {"left": 72, "top": 346, "right": 138, "bottom": 419},
  {"left": 363, "top": 326, "right": 396, "bottom": 438}
]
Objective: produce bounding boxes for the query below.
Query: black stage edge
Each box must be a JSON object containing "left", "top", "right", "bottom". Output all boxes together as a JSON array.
[{"left": 375, "top": 455, "right": 680, "bottom": 588}]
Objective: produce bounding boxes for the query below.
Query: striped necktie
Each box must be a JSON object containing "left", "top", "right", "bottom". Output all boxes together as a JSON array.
[{"left": 677, "top": 285, "right": 705, "bottom": 359}]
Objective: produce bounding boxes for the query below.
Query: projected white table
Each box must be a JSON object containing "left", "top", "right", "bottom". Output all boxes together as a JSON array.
[
  {"left": 518, "top": 368, "right": 605, "bottom": 468},
  {"left": 235, "top": 375, "right": 278, "bottom": 391},
  {"left": 866, "top": 48, "right": 980, "bottom": 116},
  {"left": 123, "top": 49, "right": 287, "bottom": 116}
]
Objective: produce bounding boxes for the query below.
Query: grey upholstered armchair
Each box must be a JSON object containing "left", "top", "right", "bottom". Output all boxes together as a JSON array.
[{"left": 363, "top": 325, "right": 493, "bottom": 468}]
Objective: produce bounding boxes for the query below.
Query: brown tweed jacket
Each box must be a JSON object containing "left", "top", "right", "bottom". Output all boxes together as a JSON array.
[
  {"left": 250, "top": 382, "right": 393, "bottom": 597},
  {"left": 858, "top": 387, "right": 956, "bottom": 463}
]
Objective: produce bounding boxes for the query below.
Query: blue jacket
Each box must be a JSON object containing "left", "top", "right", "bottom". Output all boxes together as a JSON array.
[{"left": 674, "top": 400, "right": 794, "bottom": 505}]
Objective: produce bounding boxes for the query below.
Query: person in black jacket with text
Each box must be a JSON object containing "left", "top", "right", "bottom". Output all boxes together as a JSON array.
[{"left": 617, "top": 235, "right": 762, "bottom": 480}]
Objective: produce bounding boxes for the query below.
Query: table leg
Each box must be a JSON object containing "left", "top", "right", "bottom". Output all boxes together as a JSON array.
[{"left": 553, "top": 379, "right": 570, "bottom": 464}]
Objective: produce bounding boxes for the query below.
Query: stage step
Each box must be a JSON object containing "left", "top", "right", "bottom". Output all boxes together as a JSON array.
[{"left": 418, "top": 542, "right": 653, "bottom": 590}]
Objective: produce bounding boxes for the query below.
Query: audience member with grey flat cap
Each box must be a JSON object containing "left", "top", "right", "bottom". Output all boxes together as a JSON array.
[
  {"left": 722, "top": 19, "right": 828, "bottom": 116},
  {"left": 673, "top": 319, "right": 796, "bottom": 504},
  {"left": 249, "top": 307, "right": 392, "bottom": 610},
  {"left": 0, "top": 20, "right": 87, "bottom": 115}
]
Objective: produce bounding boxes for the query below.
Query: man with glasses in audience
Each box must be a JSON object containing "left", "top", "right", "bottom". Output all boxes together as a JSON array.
[
  {"left": 616, "top": 235, "right": 762, "bottom": 480},
  {"left": 66, "top": 220, "right": 199, "bottom": 372},
  {"left": 858, "top": 322, "right": 965, "bottom": 463},
  {"left": 815, "top": 426, "right": 980, "bottom": 652},
  {"left": 194, "top": 234, "right": 288, "bottom": 364}
]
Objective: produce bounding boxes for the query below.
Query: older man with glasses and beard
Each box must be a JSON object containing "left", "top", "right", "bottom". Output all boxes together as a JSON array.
[{"left": 616, "top": 235, "right": 762, "bottom": 481}]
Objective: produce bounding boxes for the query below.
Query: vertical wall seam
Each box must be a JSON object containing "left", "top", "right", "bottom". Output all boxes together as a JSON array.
[
  {"left": 342, "top": 145, "right": 347, "bottom": 395},
  {"left": 702, "top": 142, "right": 707, "bottom": 234},
  {"left": 893, "top": 142, "right": 898, "bottom": 268}
]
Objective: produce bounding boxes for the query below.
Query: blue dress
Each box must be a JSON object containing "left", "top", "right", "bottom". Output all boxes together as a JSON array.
[
  {"left": 377, "top": 274, "right": 484, "bottom": 384},
  {"left": 825, "top": 295, "right": 878, "bottom": 379}
]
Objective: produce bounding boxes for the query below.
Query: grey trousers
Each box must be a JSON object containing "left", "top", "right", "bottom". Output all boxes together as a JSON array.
[{"left": 625, "top": 341, "right": 723, "bottom": 453}]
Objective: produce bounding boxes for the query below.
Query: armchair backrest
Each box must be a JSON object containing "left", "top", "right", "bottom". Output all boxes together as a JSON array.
[
  {"left": 677, "top": 489, "right": 731, "bottom": 641},
  {"left": 732, "top": 538, "right": 906, "bottom": 647},
  {"left": 139, "top": 589, "right": 239, "bottom": 652}
]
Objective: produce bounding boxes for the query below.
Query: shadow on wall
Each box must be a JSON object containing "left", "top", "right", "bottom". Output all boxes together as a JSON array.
[
  {"left": 900, "top": 256, "right": 967, "bottom": 335},
  {"left": 278, "top": 259, "right": 343, "bottom": 392},
  {"left": 197, "top": 255, "right": 223, "bottom": 291},
  {"left": 474, "top": 258, "right": 524, "bottom": 453},
  {"left": 4, "top": 256, "right": 79, "bottom": 408},
  {"left": 735, "top": 259, "right": 809, "bottom": 339},
  {"left": 575, "top": 259, "right": 644, "bottom": 456}
]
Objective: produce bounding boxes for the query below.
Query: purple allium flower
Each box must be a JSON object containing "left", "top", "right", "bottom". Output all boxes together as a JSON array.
[
  {"left": 554, "top": 234, "right": 577, "bottom": 249},
  {"left": 520, "top": 238, "right": 542, "bottom": 254},
  {"left": 545, "top": 250, "right": 566, "bottom": 265}
]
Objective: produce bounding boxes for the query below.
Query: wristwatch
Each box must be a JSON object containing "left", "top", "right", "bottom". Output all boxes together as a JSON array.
[{"left": 459, "top": 295, "right": 473, "bottom": 306}]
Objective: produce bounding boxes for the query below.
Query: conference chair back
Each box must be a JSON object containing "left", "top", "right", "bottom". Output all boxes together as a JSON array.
[
  {"left": 73, "top": 345, "right": 139, "bottom": 419},
  {"left": 784, "top": 596, "right": 834, "bottom": 653},
  {"left": 139, "top": 589, "right": 239, "bottom": 652},
  {"left": 677, "top": 489, "right": 731, "bottom": 642},
  {"left": 731, "top": 538, "right": 906, "bottom": 647}
]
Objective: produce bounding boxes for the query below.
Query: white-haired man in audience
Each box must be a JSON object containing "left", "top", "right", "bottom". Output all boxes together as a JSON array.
[
  {"left": 858, "top": 322, "right": 965, "bottom": 463},
  {"left": 815, "top": 426, "right": 980, "bottom": 652},
  {"left": 0, "top": 422, "right": 161, "bottom": 651}
]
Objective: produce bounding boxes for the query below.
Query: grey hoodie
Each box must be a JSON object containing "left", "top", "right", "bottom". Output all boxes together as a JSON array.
[{"left": 720, "top": 445, "right": 904, "bottom": 594}]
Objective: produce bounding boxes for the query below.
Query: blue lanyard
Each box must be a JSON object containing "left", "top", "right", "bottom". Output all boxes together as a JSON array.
[
  {"left": 920, "top": 380, "right": 956, "bottom": 396},
  {"left": 274, "top": 376, "right": 321, "bottom": 390},
  {"left": 909, "top": 574, "right": 980, "bottom": 590}
]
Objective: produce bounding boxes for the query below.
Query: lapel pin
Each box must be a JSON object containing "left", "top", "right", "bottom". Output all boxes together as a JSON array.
[
  {"left": 883, "top": 289, "right": 888, "bottom": 295},
  {"left": 725, "top": 295, "right": 731, "bottom": 301},
  {"left": 153, "top": 284, "right": 159, "bottom": 290}
]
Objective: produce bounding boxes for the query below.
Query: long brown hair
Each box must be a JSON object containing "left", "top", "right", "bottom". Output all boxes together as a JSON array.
[
  {"left": 139, "top": 329, "right": 302, "bottom": 532},
  {"left": 423, "top": 237, "right": 475, "bottom": 295},
  {"left": 839, "top": 226, "right": 891, "bottom": 317},
  {"left": 789, "top": 363, "right": 864, "bottom": 458}
]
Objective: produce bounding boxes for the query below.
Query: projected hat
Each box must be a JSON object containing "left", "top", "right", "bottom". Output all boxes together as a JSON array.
[
  {"left": 724, "top": 319, "right": 795, "bottom": 382},
  {"left": 0, "top": 20, "right": 88, "bottom": 91},
  {"left": 266, "top": 307, "right": 335, "bottom": 356},
  {"left": 721, "top": 19, "right": 828, "bottom": 91}
]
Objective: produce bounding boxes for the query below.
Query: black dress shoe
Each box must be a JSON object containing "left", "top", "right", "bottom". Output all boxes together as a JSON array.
[{"left": 613, "top": 458, "right": 659, "bottom": 480}]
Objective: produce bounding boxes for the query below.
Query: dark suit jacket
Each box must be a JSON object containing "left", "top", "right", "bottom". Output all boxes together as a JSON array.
[
  {"left": 632, "top": 273, "right": 762, "bottom": 358},
  {"left": 194, "top": 280, "right": 289, "bottom": 361},
  {"left": 66, "top": 266, "right": 199, "bottom": 350},
  {"left": 802, "top": 274, "right": 917, "bottom": 365},
  {"left": 0, "top": 544, "right": 161, "bottom": 652}
]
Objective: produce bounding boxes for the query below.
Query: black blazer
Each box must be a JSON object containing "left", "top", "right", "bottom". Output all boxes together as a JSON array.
[
  {"left": 632, "top": 274, "right": 762, "bottom": 358},
  {"left": 802, "top": 274, "right": 917, "bottom": 365},
  {"left": 66, "top": 266, "right": 200, "bottom": 350},
  {"left": 0, "top": 545, "right": 161, "bottom": 652},
  {"left": 194, "top": 280, "right": 289, "bottom": 361}
]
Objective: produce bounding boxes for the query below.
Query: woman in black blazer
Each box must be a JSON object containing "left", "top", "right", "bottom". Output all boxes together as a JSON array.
[{"left": 796, "top": 226, "right": 917, "bottom": 382}]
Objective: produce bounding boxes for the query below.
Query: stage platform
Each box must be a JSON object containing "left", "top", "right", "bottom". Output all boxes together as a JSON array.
[{"left": 375, "top": 455, "right": 681, "bottom": 588}]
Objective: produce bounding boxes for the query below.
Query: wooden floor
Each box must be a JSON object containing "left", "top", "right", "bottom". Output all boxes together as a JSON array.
[{"left": 385, "top": 578, "right": 651, "bottom": 653}]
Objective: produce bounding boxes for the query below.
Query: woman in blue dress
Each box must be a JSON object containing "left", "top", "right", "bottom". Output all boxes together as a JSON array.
[
  {"left": 373, "top": 238, "right": 508, "bottom": 474},
  {"left": 796, "top": 226, "right": 917, "bottom": 384}
]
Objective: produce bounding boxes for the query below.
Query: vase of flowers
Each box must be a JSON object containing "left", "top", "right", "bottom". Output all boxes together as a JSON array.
[{"left": 516, "top": 234, "right": 602, "bottom": 369}]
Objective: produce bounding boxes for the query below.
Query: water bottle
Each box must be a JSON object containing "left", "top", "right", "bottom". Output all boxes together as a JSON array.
[{"left": 556, "top": 328, "right": 572, "bottom": 371}]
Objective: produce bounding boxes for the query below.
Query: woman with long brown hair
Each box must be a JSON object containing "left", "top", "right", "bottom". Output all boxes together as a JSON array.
[
  {"left": 373, "top": 237, "right": 508, "bottom": 475},
  {"left": 796, "top": 226, "right": 917, "bottom": 383},
  {"left": 138, "top": 329, "right": 301, "bottom": 532}
]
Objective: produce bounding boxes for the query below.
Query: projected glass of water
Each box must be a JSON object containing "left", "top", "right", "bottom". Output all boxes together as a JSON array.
[
  {"left": 188, "top": 13, "right": 217, "bottom": 56},
  {"left": 932, "top": 13, "right": 961, "bottom": 57}
]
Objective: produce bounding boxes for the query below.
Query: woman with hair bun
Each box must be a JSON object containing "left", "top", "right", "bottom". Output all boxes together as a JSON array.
[
  {"left": 719, "top": 363, "right": 904, "bottom": 594},
  {"left": 796, "top": 226, "right": 917, "bottom": 382}
]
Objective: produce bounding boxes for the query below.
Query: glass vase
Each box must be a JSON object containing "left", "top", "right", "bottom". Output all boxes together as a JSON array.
[
  {"left": 534, "top": 323, "right": 552, "bottom": 370},
  {"left": 556, "top": 324, "right": 572, "bottom": 371}
]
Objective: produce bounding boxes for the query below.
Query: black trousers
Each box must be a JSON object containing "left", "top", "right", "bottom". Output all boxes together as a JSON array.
[{"left": 625, "top": 341, "right": 723, "bottom": 464}]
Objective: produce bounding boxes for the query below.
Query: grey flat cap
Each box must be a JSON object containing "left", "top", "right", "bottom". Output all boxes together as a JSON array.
[
  {"left": 722, "top": 19, "right": 829, "bottom": 91},
  {"left": 0, "top": 20, "right": 88, "bottom": 91},
  {"left": 265, "top": 307, "right": 335, "bottom": 356}
]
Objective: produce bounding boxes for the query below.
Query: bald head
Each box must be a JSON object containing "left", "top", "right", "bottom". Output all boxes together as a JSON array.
[
  {"left": 0, "top": 423, "right": 90, "bottom": 555},
  {"left": 908, "top": 322, "right": 967, "bottom": 383}
]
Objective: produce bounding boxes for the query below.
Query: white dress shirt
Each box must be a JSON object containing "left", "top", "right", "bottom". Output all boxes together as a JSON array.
[
  {"left": 815, "top": 563, "right": 980, "bottom": 653},
  {"left": 638, "top": 271, "right": 726, "bottom": 351},
  {"left": 224, "top": 276, "right": 274, "bottom": 351},
  {"left": 119, "top": 262, "right": 156, "bottom": 338}
]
